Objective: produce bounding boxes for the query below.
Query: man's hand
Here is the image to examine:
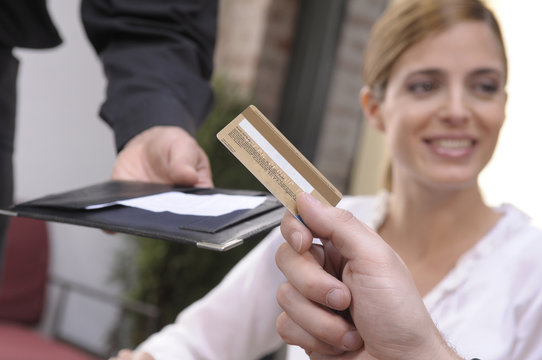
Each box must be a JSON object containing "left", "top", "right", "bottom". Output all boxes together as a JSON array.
[
  {"left": 276, "top": 193, "right": 461, "bottom": 360},
  {"left": 112, "top": 126, "right": 213, "bottom": 187},
  {"left": 276, "top": 240, "right": 362, "bottom": 356}
]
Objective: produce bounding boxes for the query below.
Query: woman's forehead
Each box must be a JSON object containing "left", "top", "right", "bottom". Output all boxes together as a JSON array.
[{"left": 389, "top": 21, "right": 506, "bottom": 79}]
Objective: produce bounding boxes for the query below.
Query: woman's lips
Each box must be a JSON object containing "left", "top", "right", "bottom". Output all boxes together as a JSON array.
[{"left": 424, "top": 138, "right": 477, "bottom": 157}]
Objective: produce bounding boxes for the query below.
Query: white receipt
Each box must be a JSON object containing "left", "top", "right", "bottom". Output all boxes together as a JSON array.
[{"left": 86, "top": 192, "right": 266, "bottom": 217}]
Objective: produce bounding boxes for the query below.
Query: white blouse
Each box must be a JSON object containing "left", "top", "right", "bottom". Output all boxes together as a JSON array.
[{"left": 138, "top": 194, "right": 542, "bottom": 360}]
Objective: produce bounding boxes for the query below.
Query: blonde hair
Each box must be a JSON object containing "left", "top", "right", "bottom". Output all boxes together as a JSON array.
[{"left": 363, "top": 0, "right": 507, "bottom": 101}]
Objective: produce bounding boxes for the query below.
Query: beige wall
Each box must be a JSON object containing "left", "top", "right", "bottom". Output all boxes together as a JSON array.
[
  {"left": 213, "top": 0, "right": 299, "bottom": 123},
  {"left": 214, "top": 0, "right": 271, "bottom": 96},
  {"left": 316, "top": 0, "right": 388, "bottom": 194},
  {"left": 349, "top": 123, "right": 388, "bottom": 195},
  {"left": 340, "top": 1, "right": 388, "bottom": 195}
]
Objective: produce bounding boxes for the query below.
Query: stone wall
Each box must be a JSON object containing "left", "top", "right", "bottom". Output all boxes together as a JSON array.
[
  {"left": 214, "top": 0, "right": 388, "bottom": 194},
  {"left": 314, "top": 0, "right": 388, "bottom": 193},
  {"left": 213, "top": 0, "right": 299, "bottom": 123}
]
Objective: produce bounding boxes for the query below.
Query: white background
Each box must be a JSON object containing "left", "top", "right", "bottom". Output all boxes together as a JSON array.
[{"left": 480, "top": 1, "right": 542, "bottom": 227}]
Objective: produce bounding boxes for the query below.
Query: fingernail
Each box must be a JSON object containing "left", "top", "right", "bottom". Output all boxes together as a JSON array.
[
  {"left": 342, "top": 330, "right": 363, "bottom": 350},
  {"left": 326, "top": 288, "right": 345, "bottom": 309},
  {"left": 291, "top": 231, "right": 303, "bottom": 252}
]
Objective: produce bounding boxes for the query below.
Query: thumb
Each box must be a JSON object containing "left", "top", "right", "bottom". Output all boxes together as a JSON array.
[{"left": 296, "top": 192, "right": 387, "bottom": 262}]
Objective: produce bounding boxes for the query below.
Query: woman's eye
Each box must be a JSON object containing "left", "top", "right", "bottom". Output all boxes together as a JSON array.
[
  {"left": 474, "top": 82, "right": 499, "bottom": 94},
  {"left": 408, "top": 81, "right": 438, "bottom": 94},
  {"left": 470, "top": 74, "right": 502, "bottom": 97}
]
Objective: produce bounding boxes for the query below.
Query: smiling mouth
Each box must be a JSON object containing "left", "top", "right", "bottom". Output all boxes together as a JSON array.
[
  {"left": 427, "top": 139, "right": 476, "bottom": 149},
  {"left": 423, "top": 138, "right": 477, "bottom": 157}
]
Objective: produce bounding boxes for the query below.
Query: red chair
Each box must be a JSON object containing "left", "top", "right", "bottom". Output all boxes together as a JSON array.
[{"left": 0, "top": 217, "right": 99, "bottom": 360}]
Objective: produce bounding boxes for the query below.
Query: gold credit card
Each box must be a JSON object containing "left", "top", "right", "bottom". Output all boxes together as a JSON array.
[{"left": 217, "top": 105, "right": 342, "bottom": 216}]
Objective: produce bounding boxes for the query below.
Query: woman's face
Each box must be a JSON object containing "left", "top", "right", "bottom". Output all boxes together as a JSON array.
[{"left": 370, "top": 21, "right": 507, "bottom": 190}]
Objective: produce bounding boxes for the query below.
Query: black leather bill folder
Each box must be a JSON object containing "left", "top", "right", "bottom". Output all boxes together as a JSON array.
[{"left": 0, "top": 180, "right": 285, "bottom": 251}]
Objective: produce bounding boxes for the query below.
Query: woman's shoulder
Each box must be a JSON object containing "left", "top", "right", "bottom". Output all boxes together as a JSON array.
[
  {"left": 479, "top": 203, "right": 542, "bottom": 286},
  {"left": 337, "top": 191, "right": 388, "bottom": 228},
  {"left": 337, "top": 193, "right": 382, "bottom": 209},
  {"left": 493, "top": 203, "right": 542, "bottom": 247}
]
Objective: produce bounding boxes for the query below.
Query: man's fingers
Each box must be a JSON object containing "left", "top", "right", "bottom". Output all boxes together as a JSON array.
[
  {"left": 111, "top": 126, "right": 213, "bottom": 187},
  {"left": 276, "top": 311, "right": 347, "bottom": 356},
  {"left": 280, "top": 211, "right": 315, "bottom": 253},
  {"left": 296, "top": 193, "right": 390, "bottom": 263},
  {"left": 276, "top": 280, "right": 362, "bottom": 352},
  {"left": 168, "top": 137, "right": 213, "bottom": 187},
  {"left": 276, "top": 243, "right": 350, "bottom": 310}
]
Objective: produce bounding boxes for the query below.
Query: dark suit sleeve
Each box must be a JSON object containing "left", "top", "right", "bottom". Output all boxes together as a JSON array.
[{"left": 81, "top": 0, "right": 217, "bottom": 151}]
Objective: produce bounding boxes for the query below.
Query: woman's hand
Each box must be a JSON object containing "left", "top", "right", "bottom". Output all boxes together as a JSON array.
[{"left": 109, "top": 349, "right": 154, "bottom": 360}]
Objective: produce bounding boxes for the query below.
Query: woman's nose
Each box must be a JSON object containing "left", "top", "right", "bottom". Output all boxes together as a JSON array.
[{"left": 438, "top": 87, "right": 471, "bottom": 126}]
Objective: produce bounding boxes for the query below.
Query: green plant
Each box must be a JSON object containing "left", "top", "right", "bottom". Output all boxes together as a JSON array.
[{"left": 112, "top": 76, "right": 271, "bottom": 347}]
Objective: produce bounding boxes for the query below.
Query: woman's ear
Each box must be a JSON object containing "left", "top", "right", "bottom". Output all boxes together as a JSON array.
[{"left": 360, "top": 86, "right": 385, "bottom": 132}]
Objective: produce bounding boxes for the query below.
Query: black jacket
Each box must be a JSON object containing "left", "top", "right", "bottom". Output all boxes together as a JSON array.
[{"left": 0, "top": 0, "right": 217, "bottom": 150}]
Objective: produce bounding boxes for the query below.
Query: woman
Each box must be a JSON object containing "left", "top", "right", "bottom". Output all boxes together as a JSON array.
[
  {"left": 114, "top": 0, "right": 542, "bottom": 359},
  {"left": 276, "top": 0, "right": 542, "bottom": 359}
]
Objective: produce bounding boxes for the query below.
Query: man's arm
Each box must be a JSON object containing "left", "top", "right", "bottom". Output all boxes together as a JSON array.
[
  {"left": 81, "top": 0, "right": 217, "bottom": 186},
  {"left": 81, "top": 0, "right": 217, "bottom": 150}
]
